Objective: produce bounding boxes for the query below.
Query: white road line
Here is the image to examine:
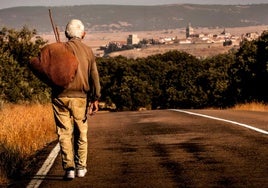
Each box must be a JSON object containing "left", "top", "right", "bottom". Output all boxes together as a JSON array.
[
  {"left": 27, "top": 143, "right": 60, "bottom": 188},
  {"left": 170, "top": 109, "right": 268, "bottom": 135}
]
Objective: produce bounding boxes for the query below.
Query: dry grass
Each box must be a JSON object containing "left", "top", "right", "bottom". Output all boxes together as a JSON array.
[
  {"left": 0, "top": 103, "right": 56, "bottom": 185},
  {"left": 231, "top": 102, "right": 268, "bottom": 112}
]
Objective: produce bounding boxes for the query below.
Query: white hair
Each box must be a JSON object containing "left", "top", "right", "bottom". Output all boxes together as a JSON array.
[{"left": 65, "top": 19, "right": 85, "bottom": 39}]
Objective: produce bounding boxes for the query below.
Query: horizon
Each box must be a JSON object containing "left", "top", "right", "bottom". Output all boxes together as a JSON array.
[{"left": 1, "top": 0, "right": 268, "bottom": 9}]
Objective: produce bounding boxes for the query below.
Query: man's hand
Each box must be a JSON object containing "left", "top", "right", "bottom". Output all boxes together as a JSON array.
[{"left": 88, "top": 101, "right": 99, "bottom": 116}]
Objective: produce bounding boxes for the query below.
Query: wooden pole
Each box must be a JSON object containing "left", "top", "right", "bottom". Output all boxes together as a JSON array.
[{"left": 49, "top": 9, "right": 60, "bottom": 42}]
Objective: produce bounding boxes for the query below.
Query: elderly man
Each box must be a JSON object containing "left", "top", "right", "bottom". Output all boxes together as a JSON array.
[{"left": 52, "top": 19, "right": 101, "bottom": 180}]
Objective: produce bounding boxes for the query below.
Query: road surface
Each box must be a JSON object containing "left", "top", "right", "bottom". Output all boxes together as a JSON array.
[{"left": 18, "top": 110, "right": 268, "bottom": 187}]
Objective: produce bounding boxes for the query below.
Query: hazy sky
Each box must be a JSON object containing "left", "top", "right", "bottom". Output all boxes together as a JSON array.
[{"left": 1, "top": 0, "right": 268, "bottom": 9}]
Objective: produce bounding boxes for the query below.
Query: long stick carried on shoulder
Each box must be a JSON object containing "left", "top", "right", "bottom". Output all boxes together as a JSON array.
[{"left": 49, "top": 9, "right": 60, "bottom": 42}]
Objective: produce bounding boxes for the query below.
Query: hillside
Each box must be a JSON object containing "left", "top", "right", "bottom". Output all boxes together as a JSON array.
[
  {"left": 108, "top": 43, "right": 234, "bottom": 59},
  {"left": 0, "top": 4, "right": 268, "bottom": 33}
]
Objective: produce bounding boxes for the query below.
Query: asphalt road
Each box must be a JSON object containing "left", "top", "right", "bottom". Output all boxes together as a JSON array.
[{"left": 28, "top": 110, "right": 268, "bottom": 187}]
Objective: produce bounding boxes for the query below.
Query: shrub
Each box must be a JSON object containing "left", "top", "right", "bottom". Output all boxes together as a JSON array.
[{"left": 0, "top": 27, "right": 50, "bottom": 103}]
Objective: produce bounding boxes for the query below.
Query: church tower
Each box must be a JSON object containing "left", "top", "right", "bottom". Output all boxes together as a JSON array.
[{"left": 186, "top": 23, "right": 194, "bottom": 38}]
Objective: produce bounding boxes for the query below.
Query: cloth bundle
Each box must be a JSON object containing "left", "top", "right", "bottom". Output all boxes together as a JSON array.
[{"left": 30, "top": 42, "right": 79, "bottom": 88}]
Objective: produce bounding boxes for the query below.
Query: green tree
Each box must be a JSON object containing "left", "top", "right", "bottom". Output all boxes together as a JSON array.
[
  {"left": 122, "top": 75, "right": 153, "bottom": 110},
  {"left": 230, "top": 31, "right": 268, "bottom": 104},
  {"left": 199, "top": 52, "right": 236, "bottom": 107},
  {"left": 255, "top": 31, "right": 268, "bottom": 102},
  {"left": 133, "top": 57, "right": 166, "bottom": 109},
  {"left": 97, "top": 56, "right": 134, "bottom": 110},
  {"left": 0, "top": 27, "right": 49, "bottom": 103},
  {"left": 159, "top": 51, "right": 204, "bottom": 108}
]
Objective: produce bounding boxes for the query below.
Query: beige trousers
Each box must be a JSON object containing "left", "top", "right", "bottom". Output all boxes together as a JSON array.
[{"left": 52, "top": 97, "right": 88, "bottom": 170}]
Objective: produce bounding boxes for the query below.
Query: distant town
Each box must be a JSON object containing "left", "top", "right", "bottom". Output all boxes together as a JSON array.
[{"left": 97, "top": 23, "right": 261, "bottom": 57}]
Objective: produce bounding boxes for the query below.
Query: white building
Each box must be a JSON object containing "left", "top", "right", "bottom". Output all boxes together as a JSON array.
[
  {"left": 244, "top": 32, "right": 260, "bottom": 41},
  {"left": 127, "top": 34, "right": 140, "bottom": 45}
]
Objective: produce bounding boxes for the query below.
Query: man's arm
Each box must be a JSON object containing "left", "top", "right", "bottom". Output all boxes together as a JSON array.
[{"left": 87, "top": 56, "right": 101, "bottom": 116}]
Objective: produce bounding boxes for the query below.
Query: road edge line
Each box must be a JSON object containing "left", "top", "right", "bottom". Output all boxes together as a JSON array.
[
  {"left": 26, "top": 143, "right": 60, "bottom": 188},
  {"left": 170, "top": 109, "right": 268, "bottom": 135}
]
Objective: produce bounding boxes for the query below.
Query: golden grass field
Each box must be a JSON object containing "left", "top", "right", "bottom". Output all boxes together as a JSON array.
[{"left": 0, "top": 104, "right": 56, "bottom": 185}]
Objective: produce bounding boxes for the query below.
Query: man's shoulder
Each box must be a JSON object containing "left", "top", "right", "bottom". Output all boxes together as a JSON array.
[
  {"left": 67, "top": 39, "right": 95, "bottom": 59},
  {"left": 68, "top": 39, "right": 92, "bottom": 50}
]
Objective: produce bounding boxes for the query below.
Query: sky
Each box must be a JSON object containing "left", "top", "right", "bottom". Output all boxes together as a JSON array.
[{"left": 1, "top": 0, "right": 268, "bottom": 9}]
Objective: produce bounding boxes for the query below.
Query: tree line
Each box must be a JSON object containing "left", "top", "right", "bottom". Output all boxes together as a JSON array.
[{"left": 1, "top": 27, "right": 268, "bottom": 110}]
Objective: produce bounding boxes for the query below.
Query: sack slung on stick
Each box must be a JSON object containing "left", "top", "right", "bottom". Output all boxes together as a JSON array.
[
  {"left": 30, "top": 42, "right": 78, "bottom": 88},
  {"left": 30, "top": 10, "right": 79, "bottom": 88}
]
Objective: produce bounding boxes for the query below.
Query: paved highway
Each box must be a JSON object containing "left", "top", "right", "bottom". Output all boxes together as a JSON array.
[{"left": 24, "top": 110, "right": 268, "bottom": 187}]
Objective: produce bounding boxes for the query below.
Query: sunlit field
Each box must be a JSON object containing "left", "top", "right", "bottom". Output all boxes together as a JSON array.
[{"left": 0, "top": 103, "right": 56, "bottom": 185}]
